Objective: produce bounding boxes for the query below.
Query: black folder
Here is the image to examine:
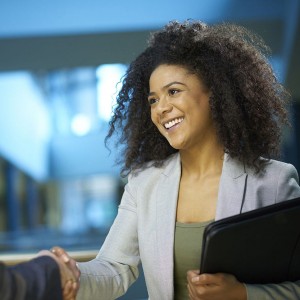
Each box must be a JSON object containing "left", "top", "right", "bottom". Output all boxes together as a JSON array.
[{"left": 200, "top": 196, "right": 300, "bottom": 284}]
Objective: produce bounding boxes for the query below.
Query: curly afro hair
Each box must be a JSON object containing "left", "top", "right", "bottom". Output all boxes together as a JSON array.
[{"left": 106, "top": 20, "right": 290, "bottom": 175}]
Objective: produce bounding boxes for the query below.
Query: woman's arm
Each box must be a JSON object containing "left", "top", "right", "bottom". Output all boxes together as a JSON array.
[
  {"left": 63, "top": 175, "right": 141, "bottom": 300},
  {"left": 245, "top": 281, "right": 300, "bottom": 300},
  {"left": 187, "top": 271, "right": 300, "bottom": 300},
  {"left": 243, "top": 163, "right": 300, "bottom": 299}
]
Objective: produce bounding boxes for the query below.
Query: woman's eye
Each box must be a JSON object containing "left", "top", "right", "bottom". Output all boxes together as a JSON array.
[
  {"left": 168, "top": 89, "right": 179, "bottom": 96},
  {"left": 148, "top": 98, "right": 158, "bottom": 105}
]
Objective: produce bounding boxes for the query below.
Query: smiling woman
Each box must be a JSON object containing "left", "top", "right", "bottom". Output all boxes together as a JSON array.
[
  {"left": 106, "top": 21, "right": 291, "bottom": 177},
  {"left": 54, "top": 20, "right": 300, "bottom": 300},
  {"left": 148, "top": 64, "right": 216, "bottom": 153}
]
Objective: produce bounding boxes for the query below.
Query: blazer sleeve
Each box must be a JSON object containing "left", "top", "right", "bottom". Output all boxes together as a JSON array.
[
  {"left": 0, "top": 256, "right": 62, "bottom": 300},
  {"left": 245, "top": 163, "right": 300, "bottom": 300},
  {"left": 76, "top": 174, "right": 140, "bottom": 300},
  {"left": 275, "top": 163, "right": 300, "bottom": 202}
]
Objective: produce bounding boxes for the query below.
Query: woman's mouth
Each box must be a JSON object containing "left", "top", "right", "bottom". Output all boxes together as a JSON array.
[{"left": 163, "top": 117, "right": 184, "bottom": 129}]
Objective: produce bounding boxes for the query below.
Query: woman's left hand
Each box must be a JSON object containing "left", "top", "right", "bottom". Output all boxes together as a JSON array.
[{"left": 187, "top": 270, "right": 247, "bottom": 300}]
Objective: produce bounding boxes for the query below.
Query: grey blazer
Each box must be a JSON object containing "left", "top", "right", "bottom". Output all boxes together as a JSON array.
[{"left": 77, "top": 153, "right": 300, "bottom": 300}]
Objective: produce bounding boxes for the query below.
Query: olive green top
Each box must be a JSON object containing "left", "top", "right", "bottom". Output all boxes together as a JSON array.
[{"left": 174, "top": 220, "right": 213, "bottom": 299}]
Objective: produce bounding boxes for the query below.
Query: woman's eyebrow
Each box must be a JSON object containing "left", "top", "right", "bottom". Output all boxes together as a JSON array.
[{"left": 148, "top": 81, "right": 186, "bottom": 97}]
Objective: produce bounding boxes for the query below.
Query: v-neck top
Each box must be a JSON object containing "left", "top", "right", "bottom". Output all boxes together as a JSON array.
[{"left": 174, "top": 220, "right": 213, "bottom": 299}]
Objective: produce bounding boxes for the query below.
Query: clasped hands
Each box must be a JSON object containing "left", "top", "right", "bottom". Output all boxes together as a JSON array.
[{"left": 37, "top": 247, "right": 80, "bottom": 300}]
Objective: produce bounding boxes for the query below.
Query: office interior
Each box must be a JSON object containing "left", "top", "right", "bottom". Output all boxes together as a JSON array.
[{"left": 0, "top": 0, "right": 299, "bottom": 298}]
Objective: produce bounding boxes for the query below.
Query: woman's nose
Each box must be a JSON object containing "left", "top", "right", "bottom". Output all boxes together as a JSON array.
[{"left": 156, "top": 97, "right": 173, "bottom": 115}]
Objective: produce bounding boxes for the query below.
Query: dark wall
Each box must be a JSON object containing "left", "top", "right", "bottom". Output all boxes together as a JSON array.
[{"left": 283, "top": 101, "right": 300, "bottom": 174}]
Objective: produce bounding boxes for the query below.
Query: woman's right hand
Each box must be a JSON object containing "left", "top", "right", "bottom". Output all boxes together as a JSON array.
[
  {"left": 51, "top": 246, "right": 81, "bottom": 299},
  {"left": 37, "top": 247, "right": 80, "bottom": 300}
]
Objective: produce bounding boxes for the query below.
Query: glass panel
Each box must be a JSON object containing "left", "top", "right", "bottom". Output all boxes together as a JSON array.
[{"left": 0, "top": 64, "right": 128, "bottom": 254}]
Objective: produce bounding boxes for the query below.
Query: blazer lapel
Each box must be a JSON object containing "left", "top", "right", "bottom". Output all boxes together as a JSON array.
[
  {"left": 154, "top": 153, "right": 248, "bottom": 297},
  {"left": 155, "top": 153, "right": 181, "bottom": 299},
  {"left": 215, "top": 154, "right": 248, "bottom": 220}
]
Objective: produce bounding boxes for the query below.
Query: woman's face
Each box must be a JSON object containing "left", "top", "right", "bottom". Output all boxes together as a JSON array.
[{"left": 149, "top": 64, "right": 216, "bottom": 151}]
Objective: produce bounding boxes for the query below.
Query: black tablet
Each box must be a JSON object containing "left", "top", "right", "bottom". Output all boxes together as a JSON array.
[{"left": 200, "top": 196, "right": 300, "bottom": 284}]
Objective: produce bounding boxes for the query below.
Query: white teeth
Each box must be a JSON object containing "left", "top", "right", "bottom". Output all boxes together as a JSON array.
[{"left": 164, "top": 117, "right": 184, "bottom": 129}]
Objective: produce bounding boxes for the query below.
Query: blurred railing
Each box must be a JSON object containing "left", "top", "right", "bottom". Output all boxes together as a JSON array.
[{"left": 0, "top": 249, "right": 98, "bottom": 265}]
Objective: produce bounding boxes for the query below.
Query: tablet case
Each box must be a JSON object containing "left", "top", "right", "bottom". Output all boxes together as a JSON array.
[{"left": 200, "top": 196, "right": 300, "bottom": 284}]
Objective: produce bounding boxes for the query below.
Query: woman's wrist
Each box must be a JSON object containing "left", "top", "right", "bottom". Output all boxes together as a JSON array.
[{"left": 235, "top": 282, "right": 247, "bottom": 300}]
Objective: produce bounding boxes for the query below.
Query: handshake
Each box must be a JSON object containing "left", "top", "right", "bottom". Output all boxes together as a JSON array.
[{"left": 37, "top": 247, "right": 80, "bottom": 300}]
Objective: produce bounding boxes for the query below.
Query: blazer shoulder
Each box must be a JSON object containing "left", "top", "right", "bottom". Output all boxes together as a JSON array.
[
  {"left": 259, "top": 159, "right": 300, "bottom": 202},
  {"left": 262, "top": 159, "right": 299, "bottom": 180},
  {"left": 129, "top": 153, "right": 180, "bottom": 183},
  {"left": 123, "top": 153, "right": 180, "bottom": 203}
]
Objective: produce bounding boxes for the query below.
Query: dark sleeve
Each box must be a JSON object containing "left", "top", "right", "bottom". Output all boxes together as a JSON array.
[
  {"left": 0, "top": 256, "right": 63, "bottom": 300},
  {"left": 0, "top": 261, "right": 26, "bottom": 300}
]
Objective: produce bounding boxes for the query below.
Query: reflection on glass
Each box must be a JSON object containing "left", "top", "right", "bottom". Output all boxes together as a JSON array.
[{"left": 96, "top": 64, "right": 128, "bottom": 122}]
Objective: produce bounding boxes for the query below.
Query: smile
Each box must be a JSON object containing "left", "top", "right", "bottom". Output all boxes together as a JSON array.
[{"left": 163, "top": 117, "right": 184, "bottom": 129}]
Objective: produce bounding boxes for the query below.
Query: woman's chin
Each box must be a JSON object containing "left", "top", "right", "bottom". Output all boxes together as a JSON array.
[{"left": 167, "top": 140, "right": 185, "bottom": 150}]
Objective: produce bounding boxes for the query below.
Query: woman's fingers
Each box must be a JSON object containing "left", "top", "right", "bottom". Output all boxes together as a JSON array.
[
  {"left": 51, "top": 246, "right": 81, "bottom": 284},
  {"left": 51, "top": 246, "right": 70, "bottom": 263}
]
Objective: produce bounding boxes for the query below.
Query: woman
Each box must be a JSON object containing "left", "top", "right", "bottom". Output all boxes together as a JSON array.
[{"left": 58, "top": 20, "right": 300, "bottom": 299}]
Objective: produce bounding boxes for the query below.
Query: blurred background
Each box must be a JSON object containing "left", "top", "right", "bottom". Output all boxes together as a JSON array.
[{"left": 0, "top": 0, "right": 299, "bottom": 298}]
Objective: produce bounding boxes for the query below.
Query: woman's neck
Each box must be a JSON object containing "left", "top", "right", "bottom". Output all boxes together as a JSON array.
[{"left": 179, "top": 143, "right": 224, "bottom": 179}]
